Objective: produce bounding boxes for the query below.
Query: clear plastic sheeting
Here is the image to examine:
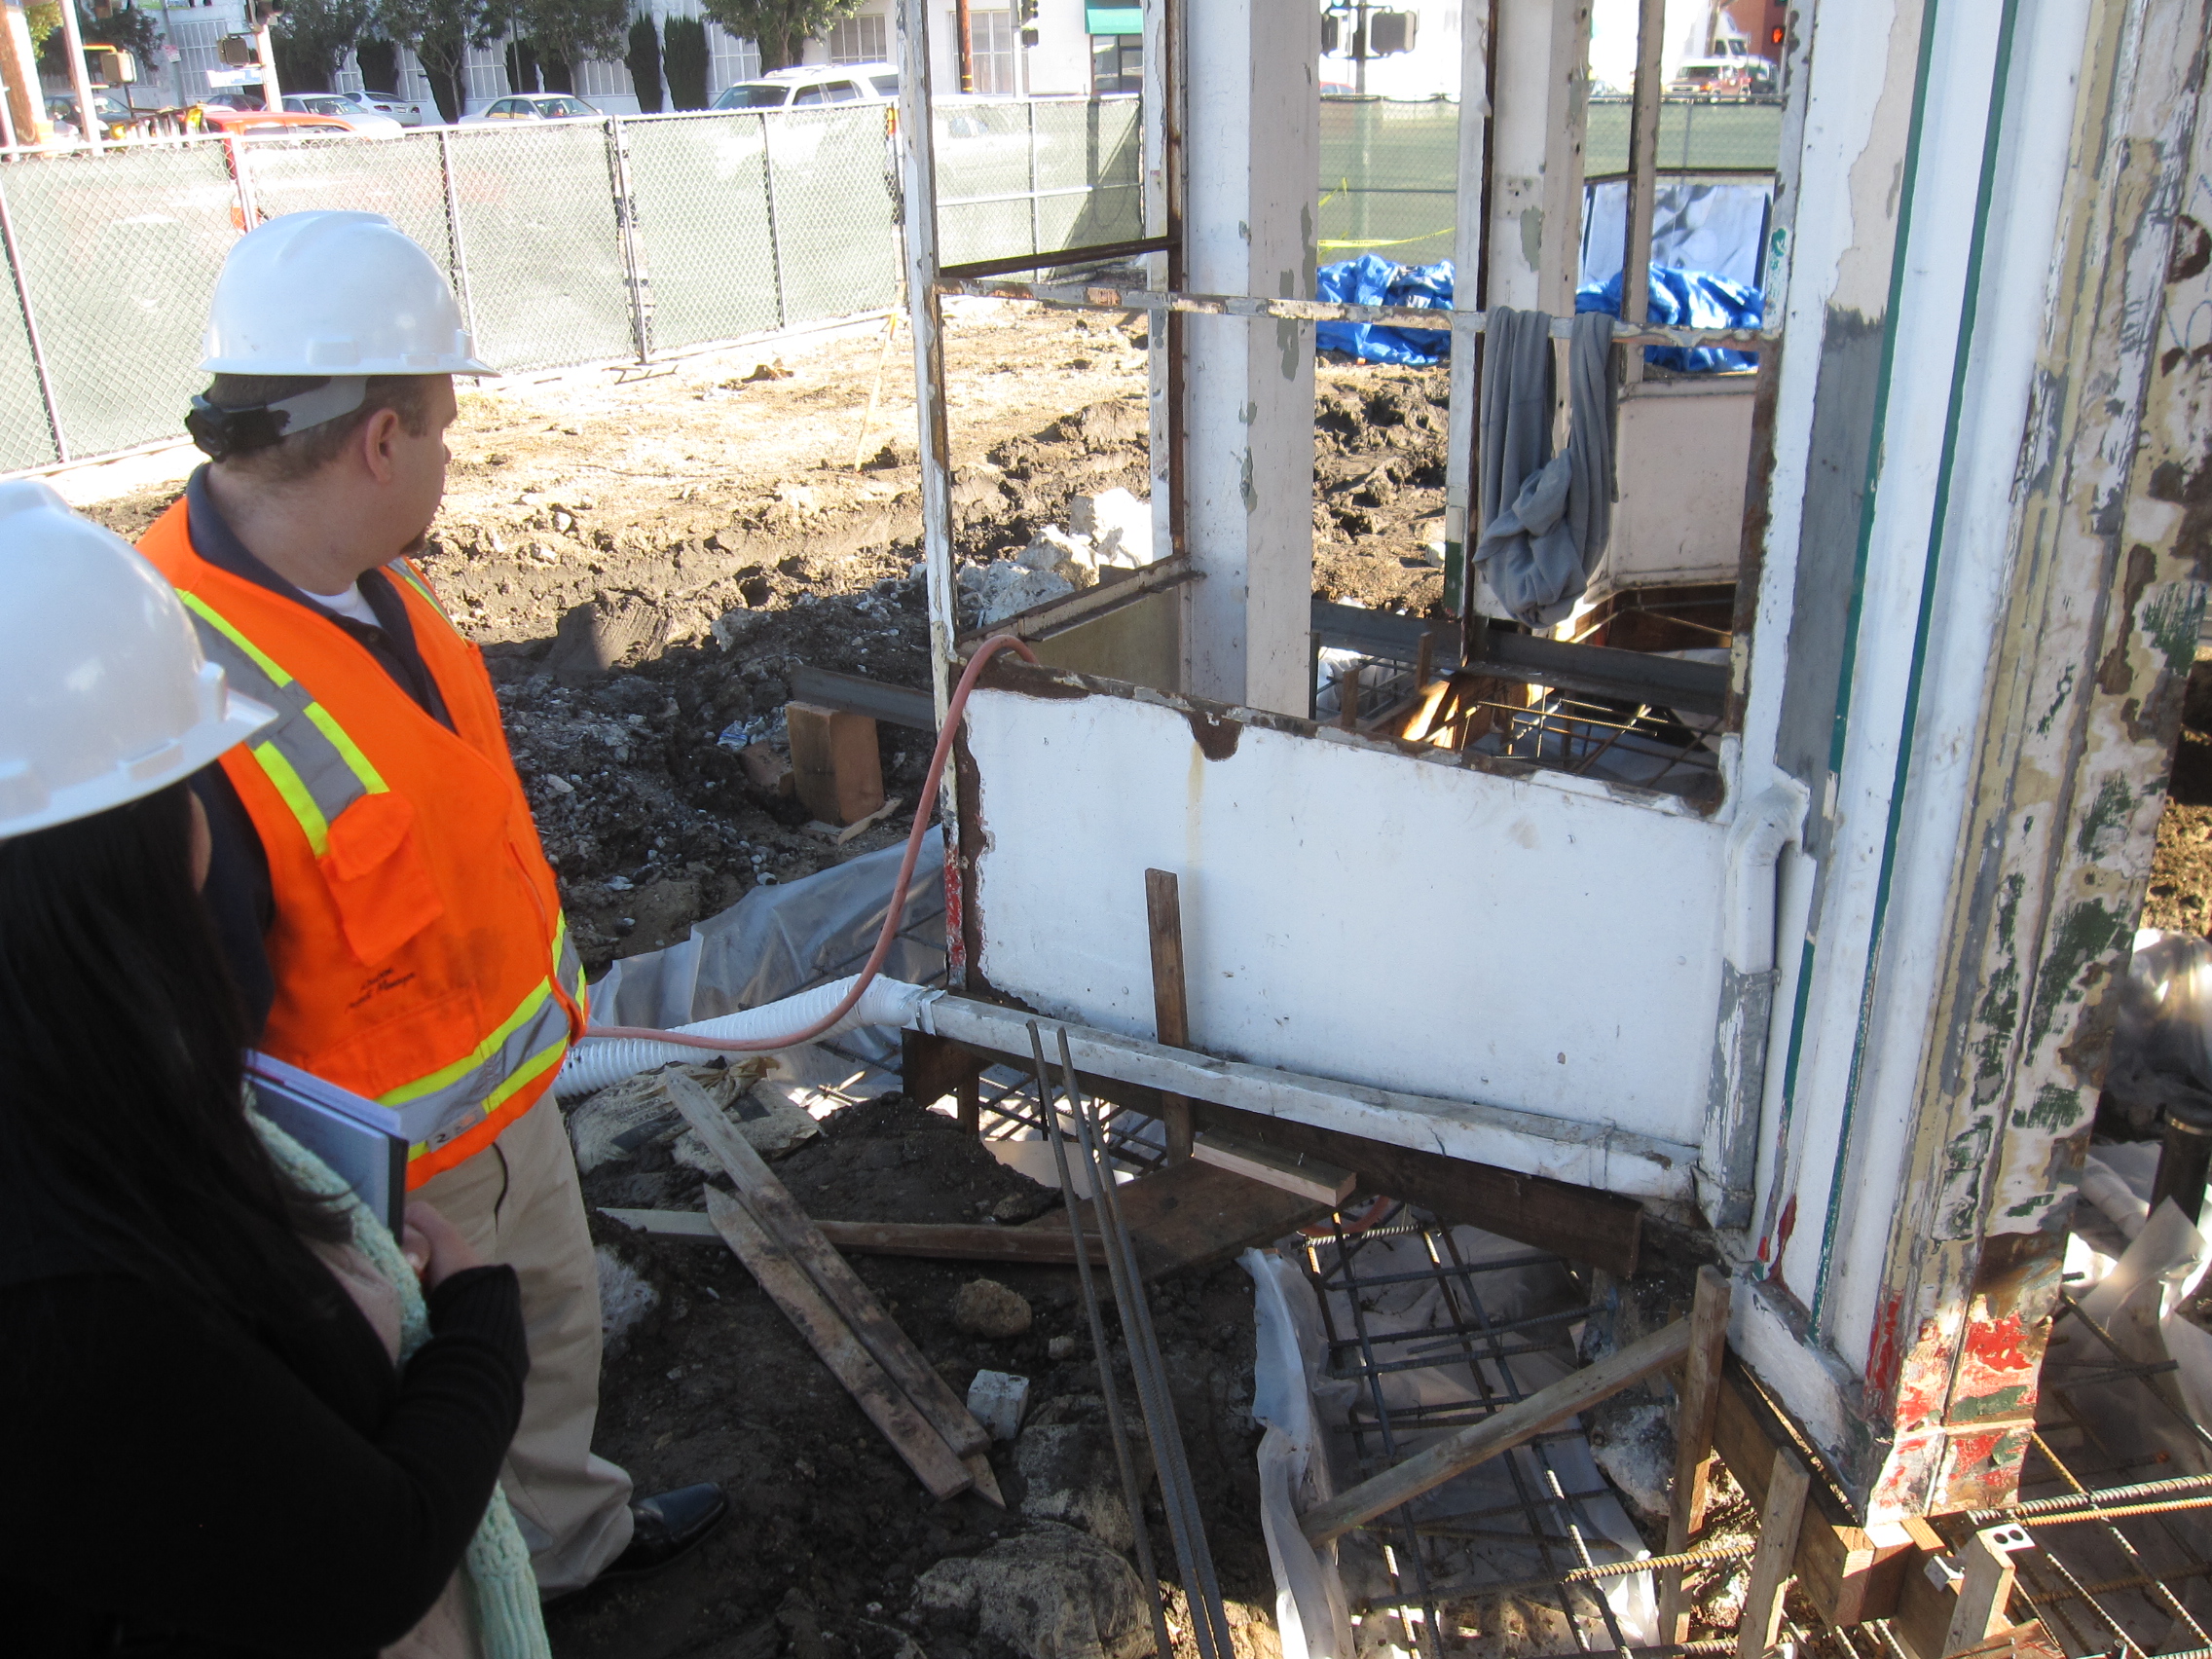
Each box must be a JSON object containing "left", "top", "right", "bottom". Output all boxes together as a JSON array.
[
  {"left": 2107, "top": 929, "right": 2212, "bottom": 1128},
  {"left": 583, "top": 827, "right": 947, "bottom": 1069},
  {"left": 1250, "top": 1220, "right": 1657, "bottom": 1659}
]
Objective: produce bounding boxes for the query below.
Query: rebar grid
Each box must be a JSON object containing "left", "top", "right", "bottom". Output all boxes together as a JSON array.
[{"left": 1301, "top": 1210, "right": 1683, "bottom": 1659}]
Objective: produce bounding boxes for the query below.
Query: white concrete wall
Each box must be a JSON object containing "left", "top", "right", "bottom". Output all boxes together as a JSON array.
[{"left": 964, "top": 685, "right": 1730, "bottom": 1154}]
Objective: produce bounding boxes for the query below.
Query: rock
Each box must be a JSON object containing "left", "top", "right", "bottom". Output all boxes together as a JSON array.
[
  {"left": 952, "top": 1277, "right": 1034, "bottom": 1339},
  {"left": 1068, "top": 488, "right": 1155, "bottom": 568},
  {"left": 596, "top": 1244, "right": 659, "bottom": 1360},
  {"left": 975, "top": 560, "right": 1076, "bottom": 625},
  {"left": 1048, "top": 1335, "right": 1077, "bottom": 1361},
  {"left": 912, "top": 1520, "right": 1151, "bottom": 1659},
  {"left": 1016, "top": 523, "right": 1092, "bottom": 573},
  {"left": 568, "top": 1062, "right": 755, "bottom": 1173},
  {"left": 1585, "top": 1395, "right": 1673, "bottom": 1524},
  {"left": 1014, "top": 1421, "right": 1133, "bottom": 1550},
  {"left": 674, "top": 1102, "right": 821, "bottom": 1168},
  {"left": 547, "top": 596, "right": 672, "bottom": 686}
]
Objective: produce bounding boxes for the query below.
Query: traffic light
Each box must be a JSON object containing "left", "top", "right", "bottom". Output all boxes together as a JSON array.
[
  {"left": 1017, "top": 0, "right": 1039, "bottom": 48},
  {"left": 218, "top": 32, "right": 256, "bottom": 64},
  {"left": 1770, "top": 23, "right": 1785, "bottom": 45},
  {"left": 1367, "top": 11, "right": 1416, "bottom": 54},
  {"left": 1320, "top": 14, "right": 1340, "bottom": 53},
  {"left": 247, "top": 0, "right": 282, "bottom": 27}
]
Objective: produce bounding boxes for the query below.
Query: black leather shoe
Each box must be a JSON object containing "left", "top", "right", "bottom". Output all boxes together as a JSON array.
[{"left": 598, "top": 1483, "right": 728, "bottom": 1583}]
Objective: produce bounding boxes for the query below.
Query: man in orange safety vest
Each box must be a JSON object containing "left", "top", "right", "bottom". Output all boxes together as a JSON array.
[{"left": 141, "top": 210, "right": 724, "bottom": 1596}]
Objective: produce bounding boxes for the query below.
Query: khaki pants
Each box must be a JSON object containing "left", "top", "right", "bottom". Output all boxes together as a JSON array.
[{"left": 415, "top": 1093, "right": 635, "bottom": 1596}]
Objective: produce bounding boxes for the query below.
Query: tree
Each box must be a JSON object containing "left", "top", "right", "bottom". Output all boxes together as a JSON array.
[
  {"left": 354, "top": 35, "right": 401, "bottom": 94},
  {"left": 272, "top": 0, "right": 374, "bottom": 92},
  {"left": 659, "top": 13, "right": 706, "bottom": 108},
  {"left": 507, "top": 0, "right": 627, "bottom": 91},
  {"left": 376, "top": 0, "right": 498, "bottom": 124},
  {"left": 693, "top": 0, "right": 862, "bottom": 73},
  {"left": 624, "top": 12, "right": 661, "bottom": 114},
  {"left": 38, "top": 3, "right": 160, "bottom": 78}
]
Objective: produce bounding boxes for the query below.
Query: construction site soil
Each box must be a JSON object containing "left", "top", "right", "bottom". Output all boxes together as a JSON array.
[{"left": 565, "top": 1093, "right": 1279, "bottom": 1659}]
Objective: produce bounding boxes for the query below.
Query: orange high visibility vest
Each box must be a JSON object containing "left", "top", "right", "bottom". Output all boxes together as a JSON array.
[{"left": 139, "top": 500, "right": 587, "bottom": 1185}]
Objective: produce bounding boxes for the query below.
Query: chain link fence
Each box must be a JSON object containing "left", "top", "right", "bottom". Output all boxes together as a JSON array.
[{"left": 0, "top": 98, "right": 1138, "bottom": 473}]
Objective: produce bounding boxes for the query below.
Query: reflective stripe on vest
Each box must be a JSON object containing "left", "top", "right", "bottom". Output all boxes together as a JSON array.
[
  {"left": 386, "top": 557, "right": 458, "bottom": 625},
  {"left": 182, "top": 586, "right": 586, "bottom": 1154},
  {"left": 178, "top": 592, "right": 386, "bottom": 856}
]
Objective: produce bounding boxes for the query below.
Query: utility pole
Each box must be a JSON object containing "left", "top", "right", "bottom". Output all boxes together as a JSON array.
[
  {"left": 954, "top": 0, "right": 972, "bottom": 92},
  {"left": 1352, "top": 0, "right": 1368, "bottom": 94},
  {"left": 155, "top": 0, "right": 186, "bottom": 109},
  {"left": 253, "top": 2, "right": 281, "bottom": 107}
]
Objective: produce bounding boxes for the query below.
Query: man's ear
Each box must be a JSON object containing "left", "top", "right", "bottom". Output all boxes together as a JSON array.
[{"left": 357, "top": 406, "right": 406, "bottom": 484}]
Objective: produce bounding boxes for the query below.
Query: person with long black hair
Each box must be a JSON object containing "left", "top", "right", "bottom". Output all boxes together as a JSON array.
[{"left": 0, "top": 479, "right": 539, "bottom": 1658}]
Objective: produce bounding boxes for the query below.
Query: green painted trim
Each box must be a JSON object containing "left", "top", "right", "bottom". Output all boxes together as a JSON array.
[{"left": 1811, "top": 0, "right": 2022, "bottom": 1334}]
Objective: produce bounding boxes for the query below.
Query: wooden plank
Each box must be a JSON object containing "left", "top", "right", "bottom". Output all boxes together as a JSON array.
[
  {"left": 785, "top": 701, "right": 885, "bottom": 826},
  {"left": 1302, "top": 1316, "right": 1693, "bottom": 1546},
  {"left": 1736, "top": 1446, "right": 1811, "bottom": 1659},
  {"left": 1712, "top": 1356, "right": 1903, "bottom": 1625},
  {"left": 1024, "top": 1157, "right": 1329, "bottom": 1279},
  {"left": 1658, "top": 1266, "right": 1732, "bottom": 1642},
  {"left": 701, "top": 1188, "right": 972, "bottom": 1501},
  {"left": 1947, "top": 1529, "right": 2023, "bottom": 1658},
  {"left": 666, "top": 1075, "right": 993, "bottom": 1463},
  {"left": 1144, "top": 868, "right": 1195, "bottom": 1163},
  {"left": 902, "top": 1029, "right": 982, "bottom": 1112},
  {"left": 1190, "top": 1100, "right": 1641, "bottom": 1275},
  {"left": 1192, "top": 1128, "right": 1356, "bottom": 1206},
  {"left": 601, "top": 1207, "right": 1108, "bottom": 1264}
]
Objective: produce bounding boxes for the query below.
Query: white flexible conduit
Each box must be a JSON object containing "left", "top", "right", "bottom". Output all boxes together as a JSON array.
[{"left": 554, "top": 976, "right": 940, "bottom": 1100}]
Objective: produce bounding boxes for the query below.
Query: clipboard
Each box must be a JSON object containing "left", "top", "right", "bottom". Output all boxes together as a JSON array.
[{"left": 245, "top": 1051, "right": 411, "bottom": 1237}]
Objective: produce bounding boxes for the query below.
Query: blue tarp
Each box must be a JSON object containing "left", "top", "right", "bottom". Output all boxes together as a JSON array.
[
  {"left": 1575, "top": 265, "right": 1762, "bottom": 373},
  {"left": 1315, "top": 254, "right": 1455, "bottom": 365}
]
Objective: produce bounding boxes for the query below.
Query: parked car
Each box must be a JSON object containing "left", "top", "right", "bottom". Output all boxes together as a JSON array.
[
  {"left": 198, "top": 102, "right": 355, "bottom": 137},
  {"left": 464, "top": 92, "right": 602, "bottom": 122},
  {"left": 280, "top": 92, "right": 406, "bottom": 133},
  {"left": 44, "top": 92, "right": 137, "bottom": 141},
  {"left": 1668, "top": 55, "right": 1777, "bottom": 96},
  {"left": 351, "top": 88, "right": 430, "bottom": 127},
  {"left": 711, "top": 61, "right": 900, "bottom": 110}
]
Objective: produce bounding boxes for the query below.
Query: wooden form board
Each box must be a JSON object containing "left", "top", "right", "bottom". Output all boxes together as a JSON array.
[
  {"left": 1022, "top": 1157, "right": 1329, "bottom": 1279},
  {"left": 601, "top": 1206, "right": 1109, "bottom": 1265},
  {"left": 1712, "top": 1355, "right": 1913, "bottom": 1626}
]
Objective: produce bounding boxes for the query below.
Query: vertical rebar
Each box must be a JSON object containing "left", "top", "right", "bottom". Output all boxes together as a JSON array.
[
  {"left": 760, "top": 111, "right": 790, "bottom": 332},
  {"left": 1026, "top": 1021, "right": 1176, "bottom": 1659},
  {"left": 606, "top": 115, "right": 653, "bottom": 363},
  {"left": 1057, "top": 1027, "right": 1233, "bottom": 1659}
]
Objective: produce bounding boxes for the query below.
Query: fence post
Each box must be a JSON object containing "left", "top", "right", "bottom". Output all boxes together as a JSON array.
[
  {"left": 606, "top": 114, "right": 653, "bottom": 363},
  {"left": 758, "top": 112, "right": 789, "bottom": 331},
  {"left": 225, "top": 129, "right": 259, "bottom": 231},
  {"left": 437, "top": 127, "right": 480, "bottom": 346},
  {"left": 1026, "top": 97, "right": 1040, "bottom": 261},
  {"left": 0, "top": 170, "right": 66, "bottom": 463}
]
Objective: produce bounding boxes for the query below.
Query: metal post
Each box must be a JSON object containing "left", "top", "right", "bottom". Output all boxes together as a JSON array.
[
  {"left": 758, "top": 112, "right": 789, "bottom": 332},
  {"left": 57, "top": 0, "right": 102, "bottom": 151},
  {"left": 2153, "top": 1101, "right": 2212, "bottom": 1225},
  {"left": 1621, "top": 0, "right": 1666, "bottom": 387},
  {"left": 156, "top": 0, "right": 187, "bottom": 109},
  {"left": 895, "top": 0, "right": 965, "bottom": 979},
  {"left": 955, "top": 0, "right": 974, "bottom": 92},
  {"left": 437, "top": 126, "right": 479, "bottom": 344},
  {"left": 0, "top": 172, "right": 66, "bottom": 461},
  {"left": 1025, "top": 96, "right": 1039, "bottom": 263},
  {"left": 1440, "top": 0, "right": 1488, "bottom": 617},
  {"left": 607, "top": 114, "right": 652, "bottom": 362}
]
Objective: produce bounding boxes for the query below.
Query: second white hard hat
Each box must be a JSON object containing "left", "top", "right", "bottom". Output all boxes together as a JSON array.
[
  {"left": 201, "top": 210, "right": 496, "bottom": 378},
  {"left": 0, "top": 480, "right": 276, "bottom": 839}
]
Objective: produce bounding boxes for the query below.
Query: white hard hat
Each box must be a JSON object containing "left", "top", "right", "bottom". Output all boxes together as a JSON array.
[
  {"left": 201, "top": 210, "right": 496, "bottom": 377},
  {"left": 0, "top": 480, "right": 276, "bottom": 839}
]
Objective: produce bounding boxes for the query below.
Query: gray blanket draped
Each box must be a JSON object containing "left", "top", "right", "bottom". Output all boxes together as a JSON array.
[{"left": 1473, "top": 307, "right": 1619, "bottom": 628}]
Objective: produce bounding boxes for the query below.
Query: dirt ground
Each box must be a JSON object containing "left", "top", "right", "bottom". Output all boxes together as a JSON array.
[
  {"left": 86, "top": 307, "right": 1448, "bottom": 977},
  {"left": 560, "top": 1091, "right": 1277, "bottom": 1659}
]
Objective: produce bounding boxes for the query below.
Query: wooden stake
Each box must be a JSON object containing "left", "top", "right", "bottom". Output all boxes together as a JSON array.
[
  {"left": 666, "top": 1075, "right": 997, "bottom": 1470},
  {"left": 702, "top": 1188, "right": 972, "bottom": 1501},
  {"left": 1736, "top": 1445, "right": 1812, "bottom": 1659},
  {"left": 1144, "top": 867, "right": 1195, "bottom": 1162},
  {"left": 1302, "top": 1315, "right": 1692, "bottom": 1545},
  {"left": 1659, "top": 1267, "right": 1734, "bottom": 1642},
  {"left": 1945, "top": 1529, "right": 2025, "bottom": 1657}
]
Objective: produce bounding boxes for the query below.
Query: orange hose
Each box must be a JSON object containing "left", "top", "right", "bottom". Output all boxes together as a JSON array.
[{"left": 581, "top": 632, "right": 1039, "bottom": 1054}]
